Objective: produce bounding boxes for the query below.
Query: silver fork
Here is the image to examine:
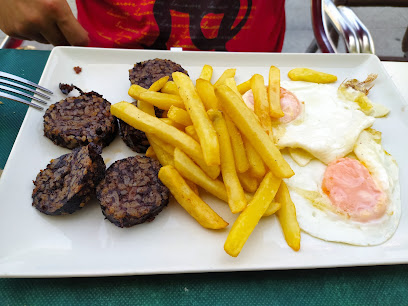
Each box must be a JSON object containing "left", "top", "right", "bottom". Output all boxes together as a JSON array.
[{"left": 0, "top": 71, "right": 53, "bottom": 110}]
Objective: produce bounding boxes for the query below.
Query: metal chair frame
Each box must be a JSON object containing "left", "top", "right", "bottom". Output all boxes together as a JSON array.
[
  {"left": 0, "top": 36, "right": 22, "bottom": 49},
  {"left": 310, "top": 0, "right": 408, "bottom": 61}
]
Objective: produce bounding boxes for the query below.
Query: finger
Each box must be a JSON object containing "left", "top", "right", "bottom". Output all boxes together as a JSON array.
[
  {"left": 23, "top": 33, "right": 49, "bottom": 44},
  {"left": 40, "top": 24, "right": 69, "bottom": 46},
  {"left": 7, "top": 34, "right": 31, "bottom": 41},
  {"left": 57, "top": 14, "right": 89, "bottom": 46},
  {"left": 8, "top": 26, "right": 49, "bottom": 44},
  {"left": 10, "top": 32, "right": 49, "bottom": 45},
  {"left": 28, "top": 33, "right": 49, "bottom": 44}
]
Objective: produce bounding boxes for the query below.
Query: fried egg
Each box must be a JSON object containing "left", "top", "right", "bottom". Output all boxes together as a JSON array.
[
  {"left": 283, "top": 130, "right": 400, "bottom": 246},
  {"left": 274, "top": 81, "right": 375, "bottom": 164},
  {"left": 242, "top": 78, "right": 400, "bottom": 245}
]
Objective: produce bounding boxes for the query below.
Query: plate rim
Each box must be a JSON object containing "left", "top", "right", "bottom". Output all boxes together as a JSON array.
[{"left": 0, "top": 47, "right": 407, "bottom": 278}]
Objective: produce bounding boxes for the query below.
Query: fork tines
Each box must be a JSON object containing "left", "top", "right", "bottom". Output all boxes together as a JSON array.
[{"left": 0, "top": 71, "right": 53, "bottom": 110}]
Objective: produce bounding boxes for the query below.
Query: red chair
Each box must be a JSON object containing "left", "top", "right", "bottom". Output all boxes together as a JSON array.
[
  {"left": 0, "top": 36, "right": 23, "bottom": 49},
  {"left": 310, "top": 0, "right": 408, "bottom": 61}
]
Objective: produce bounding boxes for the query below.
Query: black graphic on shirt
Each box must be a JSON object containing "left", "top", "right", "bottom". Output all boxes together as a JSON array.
[{"left": 148, "top": 0, "right": 252, "bottom": 51}]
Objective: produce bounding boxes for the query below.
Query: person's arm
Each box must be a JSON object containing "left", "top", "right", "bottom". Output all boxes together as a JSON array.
[{"left": 0, "top": 0, "right": 89, "bottom": 46}]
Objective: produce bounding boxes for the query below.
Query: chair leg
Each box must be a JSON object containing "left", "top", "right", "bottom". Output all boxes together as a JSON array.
[
  {"left": 306, "top": 39, "right": 319, "bottom": 53},
  {"left": 402, "top": 27, "right": 408, "bottom": 58}
]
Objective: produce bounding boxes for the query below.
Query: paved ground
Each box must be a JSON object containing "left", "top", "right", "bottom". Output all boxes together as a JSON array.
[{"left": 0, "top": 0, "right": 407, "bottom": 57}]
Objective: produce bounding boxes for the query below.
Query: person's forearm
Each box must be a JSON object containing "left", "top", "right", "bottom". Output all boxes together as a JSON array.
[{"left": 0, "top": 0, "right": 88, "bottom": 46}]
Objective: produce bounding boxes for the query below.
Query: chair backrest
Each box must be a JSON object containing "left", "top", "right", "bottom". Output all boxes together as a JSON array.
[{"left": 311, "top": 0, "right": 336, "bottom": 53}]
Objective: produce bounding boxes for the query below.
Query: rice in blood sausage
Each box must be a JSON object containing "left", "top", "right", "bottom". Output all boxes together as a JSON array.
[
  {"left": 43, "top": 91, "right": 117, "bottom": 149},
  {"left": 32, "top": 143, "right": 106, "bottom": 215},
  {"left": 119, "top": 59, "right": 189, "bottom": 153},
  {"left": 96, "top": 156, "right": 170, "bottom": 228}
]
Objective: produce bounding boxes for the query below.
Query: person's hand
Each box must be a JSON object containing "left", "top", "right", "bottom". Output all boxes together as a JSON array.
[{"left": 0, "top": 0, "right": 89, "bottom": 46}]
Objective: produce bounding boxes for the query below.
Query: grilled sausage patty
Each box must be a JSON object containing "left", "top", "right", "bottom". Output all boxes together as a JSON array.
[
  {"left": 32, "top": 143, "right": 105, "bottom": 215},
  {"left": 96, "top": 155, "right": 170, "bottom": 228},
  {"left": 129, "top": 58, "right": 188, "bottom": 88},
  {"left": 44, "top": 91, "right": 117, "bottom": 149}
]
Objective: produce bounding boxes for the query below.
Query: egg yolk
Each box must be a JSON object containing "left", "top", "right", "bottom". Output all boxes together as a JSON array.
[
  {"left": 242, "top": 87, "right": 301, "bottom": 123},
  {"left": 322, "top": 157, "right": 387, "bottom": 222},
  {"left": 279, "top": 88, "right": 301, "bottom": 123}
]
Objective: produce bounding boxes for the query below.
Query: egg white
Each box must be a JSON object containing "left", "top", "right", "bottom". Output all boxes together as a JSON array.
[
  {"left": 275, "top": 81, "right": 375, "bottom": 164},
  {"left": 284, "top": 130, "right": 401, "bottom": 246}
]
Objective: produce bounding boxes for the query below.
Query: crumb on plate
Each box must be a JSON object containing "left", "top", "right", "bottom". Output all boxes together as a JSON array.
[{"left": 74, "top": 66, "right": 82, "bottom": 74}]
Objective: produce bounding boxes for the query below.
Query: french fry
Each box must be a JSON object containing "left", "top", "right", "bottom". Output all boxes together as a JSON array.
[
  {"left": 268, "top": 66, "right": 284, "bottom": 118},
  {"left": 251, "top": 74, "right": 272, "bottom": 135},
  {"left": 149, "top": 137, "right": 175, "bottom": 167},
  {"left": 158, "top": 165, "right": 228, "bottom": 229},
  {"left": 137, "top": 99, "right": 174, "bottom": 168},
  {"left": 149, "top": 76, "right": 169, "bottom": 92},
  {"left": 224, "top": 115, "right": 250, "bottom": 173},
  {"left": 137, "top": 99, "right": 172, "bottom": 163},
  {"left": 160, "top": 118, "right": 185, "bottom": 130},
  {"left": 129, "top": 76, "right": 171, "bottom": 100},
  {"left": 137, "top": 100, "right": 155, "bottom": 116},
  {"left": 186, "top": 179, "right": 200, "bottom": 195},
  {"left": 224, "top": 172, "right": 282, "bottom": 257},
  {"left": 288, "top": 68, "right": 337, "bottom": 83},
  {"left": 214, "top": 68, "right": 236, "bottom": 87},
  {"left": 145, "top": 146, "right": 156, "bottom": 158},
  {"left": 185, "top": 125, "right": 199, "bottom": 142},
  {"left": 263, "top": 201, "right": 281, "bottom": 217},
  {"left": 161, "top": 81, "right": 179, "bottom": 95},
  {"left": 141, "top": 112, "right": 194, "bottom": 197},
  {"left": 208, "top": 109, "right": 247, "bottom": 214},
  {"left": 138, "top": 94, "right": 198, "bottom": 195},
  {"left": 148, "top": 138, "right": 198, "bottom": 194},
  {"left": 199, "top": 64, "right": 213, "bottom": 81},
  {"left": 149, "top": 135, "right": 175, "bottom": 156},
  {"left": 174, "top": 148, "right": 228, "bottom": 202},
  {"left": 237, "top": 172, "right": 259, "bottom": 193},
  {"left": 195, "top": 78, "right": 219, "bottom": 110},
  {"left": 138, "top": 91, "right": 185, "bottom": 110},
  {"left": 111, "top": 102, "right": 206, "bottom": 165},
  {"left": 193, "top": 156, "right": 220, "bottom": 180},
  {"left": 167, "top": 105, "right": 193, "bottom": 126},
  {"left": 173, "top": 72, "right": 220, "bottom": 166},
  {"left": 275, "top": 181, "right": 301, "bottom": 251},
  {"left": 242, "top": 135, "right": 266, "bottom": 179},
  {"left": 128, "top": 84, "right": 147, "bottom": 100},
  {"left": 184, "top": 126, "right": 221, "bottom": 180},
  {"left": 224, "top": 77, "right": 241, "bottom": 97},
  {"left": 214, "top": 85, "right": 294, "bottom": 178},
  {"left": 237, "top": 79, "right": 252, "bottom": 95}
]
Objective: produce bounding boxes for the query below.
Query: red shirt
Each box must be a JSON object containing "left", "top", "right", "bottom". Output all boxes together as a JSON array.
[{"left": 76, "top": 0, "right": 285, "bottom": 52}]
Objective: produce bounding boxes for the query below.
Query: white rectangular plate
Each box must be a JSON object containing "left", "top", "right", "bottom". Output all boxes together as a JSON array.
[{"left": 0, "top": 47, "right": 407, "bottom": 278}]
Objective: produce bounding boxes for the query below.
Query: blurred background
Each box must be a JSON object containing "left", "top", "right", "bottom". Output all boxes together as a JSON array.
[
  {"left": 0, "top": 0, "right": 407, "bottom": 57},
  {"left": 283, "top": 0, "right": 407, "bottom": 57}
]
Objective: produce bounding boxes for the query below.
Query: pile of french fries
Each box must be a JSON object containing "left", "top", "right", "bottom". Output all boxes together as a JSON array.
[{"left": 111, "top": 64, "right": 301, "bottom": 257}]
